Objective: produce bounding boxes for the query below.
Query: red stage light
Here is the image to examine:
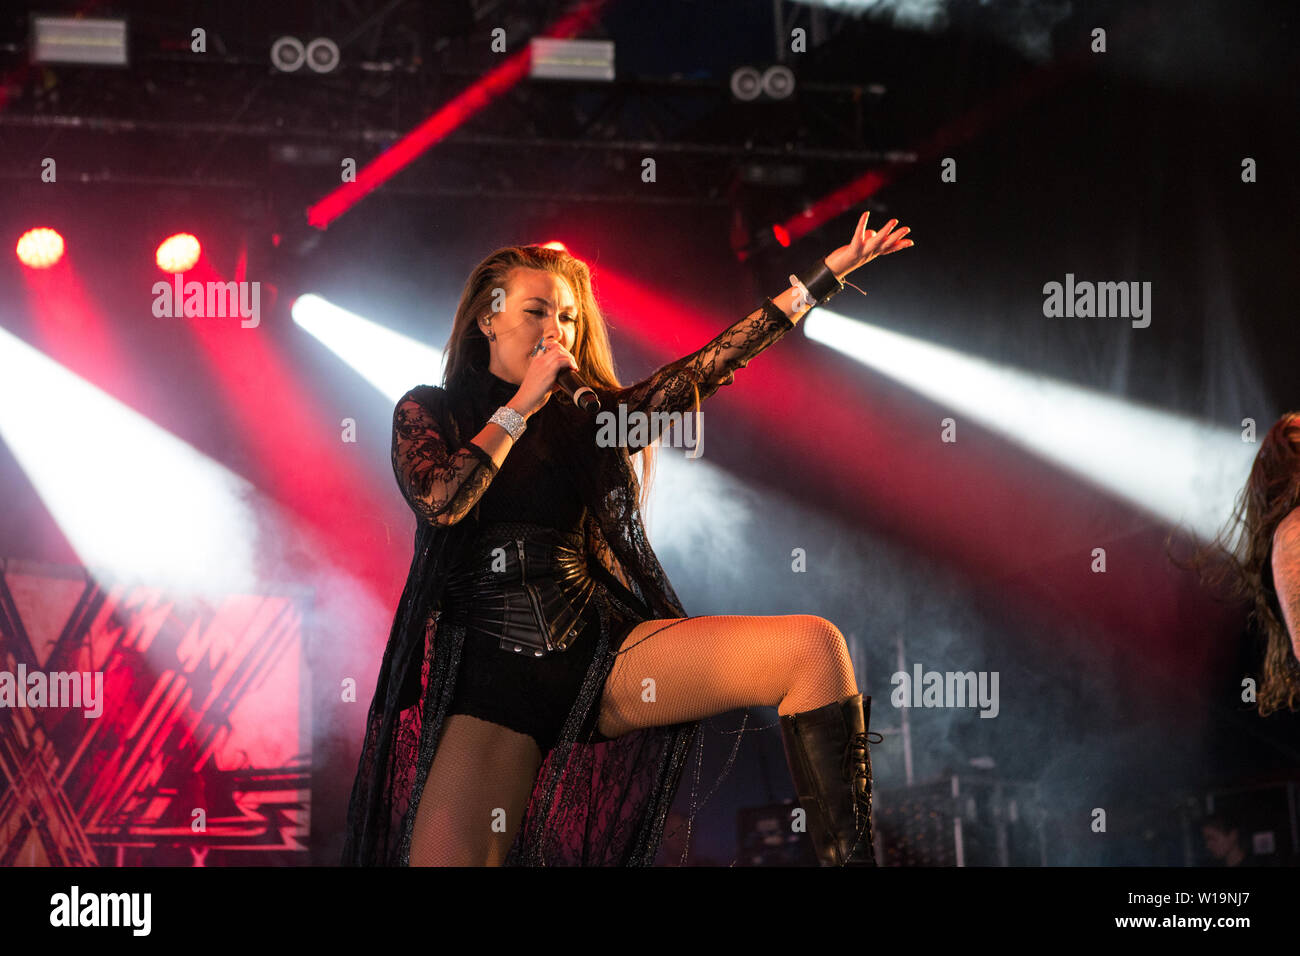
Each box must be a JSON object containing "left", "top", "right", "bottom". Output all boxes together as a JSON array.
[
  {"left": 156, "top": 233, "right": 201, "bottom": 273},
  {"left": 305, "top": 3, "right": 608, "bottom": 230},
  {"left": 771, "top": 224, "right": 790, "bottom": 248},
  {"left": 540, "top": 240, "right": 568, "bottom": 252},
  {"left": 16, "top": 227, "right": 64, "bottom": 268}
]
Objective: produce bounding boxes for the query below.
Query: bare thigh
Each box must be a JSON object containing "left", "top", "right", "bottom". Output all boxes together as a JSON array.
[
  {"left": 596, "top": 613, "right": 856, "bottom": 739},
  {"left": 408, "top": 713, "right": 543, "bottom": 866}
]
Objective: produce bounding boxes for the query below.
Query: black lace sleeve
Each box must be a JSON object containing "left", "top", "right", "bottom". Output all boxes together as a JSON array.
[
  {"left": 391, "top": 387, "right": 497, "bottom": 526},
  {"left": 605, "top": 298, "right": 794, "bottom": 450}
]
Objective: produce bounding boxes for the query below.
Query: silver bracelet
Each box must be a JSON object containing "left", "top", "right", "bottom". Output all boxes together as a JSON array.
[{"left": 488, "top": 405, "right": 527, "bottom": 441}]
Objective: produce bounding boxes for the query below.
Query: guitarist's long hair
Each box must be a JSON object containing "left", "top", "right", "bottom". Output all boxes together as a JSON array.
[{"left": 1171, "top": 412, "right": 1300, "bottom": 716}]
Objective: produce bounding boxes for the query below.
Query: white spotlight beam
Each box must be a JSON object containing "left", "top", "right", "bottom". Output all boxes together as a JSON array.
[
  {"left": 291, "top": 294, "right": 444, "bottom": 402},
  {"left": 803, "top": 309, "right": 1256, "bottom": 541},
  {"left": 0, "top": 325, "right": 260, "bottom": 595}
]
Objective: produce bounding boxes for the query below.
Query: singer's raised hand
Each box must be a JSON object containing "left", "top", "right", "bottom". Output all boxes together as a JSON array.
[
  {"left": 824, "top": 209, "right": 914, "bottom": 278},
  {"left": 512, "top": 338, "right": 580, "bottom": 418}
]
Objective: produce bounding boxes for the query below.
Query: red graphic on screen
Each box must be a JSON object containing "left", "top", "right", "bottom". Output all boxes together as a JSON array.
[{"left": 0, "top": 560, "right": 309, "bottom": 866}]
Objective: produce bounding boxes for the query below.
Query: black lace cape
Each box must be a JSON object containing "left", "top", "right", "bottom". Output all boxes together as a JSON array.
[{"left": 341, "top": 298, "right": 796, "bottom": 865}]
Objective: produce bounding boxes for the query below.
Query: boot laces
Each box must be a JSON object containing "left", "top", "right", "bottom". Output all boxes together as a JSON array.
[
  {"left": 838, "top": 726, "right": 884, "bottom": 865},
  {"left": 842, "top": 730, "right": 884, "bottom": 786}
]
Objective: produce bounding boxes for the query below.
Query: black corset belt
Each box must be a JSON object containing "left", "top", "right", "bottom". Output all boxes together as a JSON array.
[{"left": 440, "top": 522, "right": 598, "bottom": 657}]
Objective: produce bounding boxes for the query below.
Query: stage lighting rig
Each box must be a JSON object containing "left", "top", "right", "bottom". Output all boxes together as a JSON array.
[
  {"left": 156, "top": 234, "right": 201, "bottom": 274},
  {"left": 271, "top": 36, "right": 306, "bottom": 72},
  {"left": 306, "top": 38, "right": 341, "bottom": 74},
  {"left": 271, "top": 36, "right": 340, "bottom": 74},
  {"left": 30, "top": 15, "right": 128, "bottom": 67},
  {"left": 15, "top": 227, "right": 64, "bottom": 269},
  {"left": 529, "top": 38, "right": 614, "bottom": 82},
  {"left": 730, "top": 65, "right": 796, "bottom": 102}
]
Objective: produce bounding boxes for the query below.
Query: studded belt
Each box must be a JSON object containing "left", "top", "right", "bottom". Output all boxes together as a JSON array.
[{"left": 441, "top": 522, "right": 598, "bottom": 657}]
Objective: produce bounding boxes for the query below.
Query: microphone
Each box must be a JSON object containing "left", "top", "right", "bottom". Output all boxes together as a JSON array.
[
  {"left": 556, "top": 367, "right": 601, "bottom": 413},
  {"left": 532, "top": 336, "right": 600, "bottom": 412}
]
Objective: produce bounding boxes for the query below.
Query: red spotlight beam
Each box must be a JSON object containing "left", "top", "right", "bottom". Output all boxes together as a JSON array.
[
  {"left": 176, "top": 261, "right": 396, "bottom": 600},
  {"left": 306, "top": 0, "right": 611, "bottom": 230}
]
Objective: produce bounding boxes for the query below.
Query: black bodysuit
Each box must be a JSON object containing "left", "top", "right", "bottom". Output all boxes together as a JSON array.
[{"left": 438, "top": 370, "right": 616, "bottom": 753}]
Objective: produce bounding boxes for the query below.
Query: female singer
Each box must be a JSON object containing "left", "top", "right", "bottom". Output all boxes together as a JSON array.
[{"left": 342, "top": 210, "right": 913, "bottom": 866}]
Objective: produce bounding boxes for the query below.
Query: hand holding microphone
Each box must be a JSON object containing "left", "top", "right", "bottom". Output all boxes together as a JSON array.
[{"left": 512, "top": 337, "right": 601, "bottom": 417}]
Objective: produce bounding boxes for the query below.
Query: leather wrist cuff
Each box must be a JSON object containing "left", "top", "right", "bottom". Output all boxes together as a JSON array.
[{"left": 799, "top": 259, "right": 845, "bottom": 306}]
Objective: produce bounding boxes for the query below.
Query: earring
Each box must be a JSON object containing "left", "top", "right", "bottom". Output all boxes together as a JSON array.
[{"left": 483, "top": 317, "right": 496, "bottom": 342}]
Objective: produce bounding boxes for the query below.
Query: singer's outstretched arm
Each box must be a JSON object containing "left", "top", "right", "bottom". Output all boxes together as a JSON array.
[
  {"left": 602, "top": 215, "right": 912, "bottom": 449},
  {"left": 600, "top": 299, "right": 797, "bottom": 441}
]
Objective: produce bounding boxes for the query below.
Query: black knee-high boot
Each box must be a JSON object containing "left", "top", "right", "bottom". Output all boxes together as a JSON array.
[{"left": 778, "top": 692, "right": 883, "bottom": 866}]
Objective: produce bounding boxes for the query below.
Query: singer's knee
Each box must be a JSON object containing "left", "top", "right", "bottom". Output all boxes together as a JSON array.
[{"left": 785, "top": 615, "right": 853, "bottom": 680}]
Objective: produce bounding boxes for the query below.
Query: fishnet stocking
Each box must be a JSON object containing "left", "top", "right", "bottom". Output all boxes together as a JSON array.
[
  {"left": 407, "top": 616, "right": 856, "bottom": 865},
  {"left": 407, "top": 714, "right": 543, "bottom": 866},
  {"left": 597, "top": 614, "right": 859, "bottom": 739}
]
